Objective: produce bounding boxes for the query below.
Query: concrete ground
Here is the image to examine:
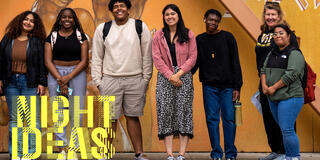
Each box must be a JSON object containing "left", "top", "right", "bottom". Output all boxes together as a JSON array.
[{"left": 1, "top": 153, "right": 320, "bottom": 160}]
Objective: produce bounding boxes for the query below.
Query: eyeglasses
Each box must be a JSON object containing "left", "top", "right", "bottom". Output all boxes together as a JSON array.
[
  {"left": 273, "top": 31, "right": 285, "bottom": 37},
  {"left": 265, "top": 1, "right": 280, "bottom": 6}
]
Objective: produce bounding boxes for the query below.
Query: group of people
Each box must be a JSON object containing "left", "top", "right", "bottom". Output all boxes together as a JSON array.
[{"left": 0, "top": 0, "right": 306, "bottom": 160}]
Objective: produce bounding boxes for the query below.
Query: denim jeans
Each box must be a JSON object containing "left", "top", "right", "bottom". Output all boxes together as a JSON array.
[
  {"left": 202, "top": 85, "right": 237, "bottom": 159},
  {"left": 48, "top": 65, "right": 86, "bottom": 147},
  {"left": 4, "top": 74, "right": 41, "bottom": 157},
  {"left": 268, "top": 97, "right": 304, "bottom": 160}
]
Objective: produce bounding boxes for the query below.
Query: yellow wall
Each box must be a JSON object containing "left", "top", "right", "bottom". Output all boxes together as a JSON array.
[{"left": 0, "top": 0, "right": 319, "bottom": 153}]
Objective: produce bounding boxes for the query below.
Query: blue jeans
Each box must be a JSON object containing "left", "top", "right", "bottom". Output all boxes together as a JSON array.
[
  {"left": 268, "top": 97, "right": 304, "bottom": 160},
  {"left": 202, "top": 85, "right": 237, "bottom": 159},
  {"left": 48, "top": 65, "right": 86, "bottom": 147},
  {"left": 4, "top": 74, "right": 41, "bottom": 157}
]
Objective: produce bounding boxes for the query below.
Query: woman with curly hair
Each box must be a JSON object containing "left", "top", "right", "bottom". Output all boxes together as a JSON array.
[
  {"left": 44, "top": 8, "right": 88, "bottom": 159},
  {"left": 0, "top": 11, "right": 47, "bottom": 159}
]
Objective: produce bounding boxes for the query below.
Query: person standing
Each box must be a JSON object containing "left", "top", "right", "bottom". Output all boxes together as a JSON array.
[
  {"left": 0, "top": 11, "right": 47, "bottom": 159},
  {"left": 261, "top": 24, "right": 305, "bottom": 160},
  {"left": 152, "top": 4, "right": 197, "bottom": 160},
  {"left": 255, "top": 2, "right": 299, "bottom": 160},
  {"left": 91, "top": 0, "right": 152, "bottom": 159},
  {"left": 192, "top": 9, "right": 242, "bottom": 160},
  {"left": 44, "top": 8, "right": 89, "bottom": 160}
]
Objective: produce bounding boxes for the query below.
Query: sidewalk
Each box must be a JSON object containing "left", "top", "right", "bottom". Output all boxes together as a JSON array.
[
  {"left": 112, "top": 152, "right": 320, "bottom": 160},
  {"left": 1, "top": 152, "right": 320, "bottom": 159}
]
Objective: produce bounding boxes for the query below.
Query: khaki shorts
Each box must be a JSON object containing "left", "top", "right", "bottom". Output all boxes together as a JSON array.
[{"left": 98, "top": 74, "right": 148, "bottom": 119}]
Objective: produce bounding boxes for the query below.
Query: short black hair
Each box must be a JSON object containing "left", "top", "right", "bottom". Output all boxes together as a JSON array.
[
  {"left": 108, "top": 0, "right": 132, "bottom": 11},
  {"left": 274, "top": 23, "right": 292, "bottom": 35},
  {"left": 204, "top": 9, "right": 222, "bottom": 21}
]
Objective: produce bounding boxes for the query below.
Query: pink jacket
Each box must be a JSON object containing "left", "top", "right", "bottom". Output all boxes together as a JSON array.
[{"left": 152, "top": 29, "right": 197, "bottom": 79}]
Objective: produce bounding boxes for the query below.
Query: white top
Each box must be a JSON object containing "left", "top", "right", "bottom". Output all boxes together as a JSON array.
[{"left": 91, "top": 18, "right": 153, "bottom": 86}]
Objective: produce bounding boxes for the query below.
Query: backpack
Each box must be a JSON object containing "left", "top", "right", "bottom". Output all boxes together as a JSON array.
[
  {"left": 303, "top": 63, "right": 316, "bottom": 104},
  {"left": 288, "top": 49, "right": 317, "bottom": 104},
  {"left": 102, "top": 19, "right": 142, "bottom": 43},
  {"left": 50, "top": 28, "right": 83, "bottom": 48}
]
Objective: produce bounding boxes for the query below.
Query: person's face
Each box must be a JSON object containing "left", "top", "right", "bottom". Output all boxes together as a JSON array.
[
  {"left": 60, "top": 10, "right": 74, "bottom": 29},
  {"left": 22, "top": 14, "right": 35, "bottom": 33},
  {"left": 264, "top": 9, "right": 280, "bottom": 29},
  {"left": 112, "top": 2, "right": 129, "bottom": 22},
  {"left": 273, "top": 27, "right": 290, "bottom": 48},
  {"left": 205, "top": 14, "right": 220, "bottom": 32},
  {"left": 164, "top": 8, "right": 179, "bottom": 27}
]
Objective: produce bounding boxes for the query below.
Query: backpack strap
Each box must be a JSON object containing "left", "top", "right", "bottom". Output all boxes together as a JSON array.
[
  {"left": 76, "top": 28, "right": 83, "bottom": 44},
  {"left": 135, "top": 19, "right": 143, "bottom": 43},
  {"left": 103, "top": 19, "right": 143, "bottom": 43},
  {"left": 103, "top": 21, "right": 112, "bottom": 41},
  {"left": 51, "top": 31, "right": 57, "bottom": 49}
]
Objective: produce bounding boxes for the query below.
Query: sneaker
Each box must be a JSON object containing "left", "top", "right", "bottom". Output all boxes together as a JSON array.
[
  {"left": 273, "top": 154, "right": 286, "bottom": 160},
  {"left": 259, "top": 152, "right": 279, "bottom": 160},
  {"left": 57, "top": 150, "right": 67, "bottom": 160},
  {"left": 11, "top": 157, "right": 21, "bottom": 160},
  {"left": 176, "top": 155, "right": 185, "bottom": 160},
  {"left": 21, "top": 158, "right": 31, "bottom": 160},
  {"left": 167, "top": 156, "right": 175, "bottom": 160},
  {"left": 226, "top": 157, "right": 237, "bottom": 160},
  {"left": 134, "top": 153, "right": 149, "bottom": 160},
  {"left": 212, "top": 158, "right": 222, "bottom": 160}
]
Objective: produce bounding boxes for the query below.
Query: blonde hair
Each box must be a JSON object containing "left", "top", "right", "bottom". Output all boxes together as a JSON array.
[{"left": 260, "top": 3, "right": 288, "bottom": 32}]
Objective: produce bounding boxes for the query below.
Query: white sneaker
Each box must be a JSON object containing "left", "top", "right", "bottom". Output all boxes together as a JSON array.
[
  {"left": 21, "top": 158, "right": 31, "bottom": 160},
  {"left": 11, "top": 157, "right": 21, "bottom": 160},
  {"left": 57, "top": 150, "right": 67, "bottom": 160},
  {"left": 274, "top": 154, "right": 286, "bottom": 160}
]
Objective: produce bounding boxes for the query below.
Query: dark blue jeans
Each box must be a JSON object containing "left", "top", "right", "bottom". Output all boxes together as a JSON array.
[
  {"left": 4, "top": 74, "right": 41, "bottom": 157},
  {"left": 268, "top": 97, "right": 304, "bottom": 160},
  {"left": 202, "top": 85, "right": 237, "bottom": 159}
]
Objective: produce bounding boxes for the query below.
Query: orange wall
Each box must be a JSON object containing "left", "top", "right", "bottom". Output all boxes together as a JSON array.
[{"left": 0, "top": 0, "right": 319, "bottom": 153}]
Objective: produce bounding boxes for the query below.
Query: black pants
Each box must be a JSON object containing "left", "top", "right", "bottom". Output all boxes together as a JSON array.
[{"left": 260, "top": 92, "right": 286, "bottom": 154}]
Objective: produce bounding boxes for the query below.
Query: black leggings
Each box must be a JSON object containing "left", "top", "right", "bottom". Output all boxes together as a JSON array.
[{"left": 260, "top": 91, "right": 286, "bottom": 153}]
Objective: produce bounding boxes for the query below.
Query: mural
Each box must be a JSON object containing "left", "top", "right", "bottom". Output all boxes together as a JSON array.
[{"left": 31, "top": 0, "right": 147, "bottom": 38}]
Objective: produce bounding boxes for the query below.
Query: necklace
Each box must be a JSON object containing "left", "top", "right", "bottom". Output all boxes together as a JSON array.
[{"left": 59, "top": 30, "right": 73, "bottom": 39}]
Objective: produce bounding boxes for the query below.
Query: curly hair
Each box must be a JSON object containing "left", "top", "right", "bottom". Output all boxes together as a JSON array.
[
  {"left": 5, "top": 11, "right": 46, "bottom": 43},
  {"left": 50, "top": 8, "right": 84, "bottom": 34},
  {"left": 108, "top": 0, "right": 132, "bottom": 11}
]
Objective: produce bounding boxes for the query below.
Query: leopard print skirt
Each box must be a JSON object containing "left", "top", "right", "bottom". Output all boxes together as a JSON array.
[{"left": 156, "top": 66, "right": 194, "bottom": 140}]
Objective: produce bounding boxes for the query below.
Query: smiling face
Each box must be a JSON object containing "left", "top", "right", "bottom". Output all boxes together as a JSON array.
[
  {"left": 22, "top": 14, "right": 35, "bottom": 33},
  {"left": 112, "top": 2, "right": 129, "bottom": 23},
  {"left": 205, "top": 13, "right": 220, "bottom": 33},
  {"left": 164, "top": 8, "right": 179, "bottom": 27},
  {"left": 264, "top": 8, "right": 280, "bottom": 29},
  {"left": 60, "top": 9, "right": 74, "bottom": 30},
  {"left": 273, "top": 27, "right": 290, "bottom": 49}
]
